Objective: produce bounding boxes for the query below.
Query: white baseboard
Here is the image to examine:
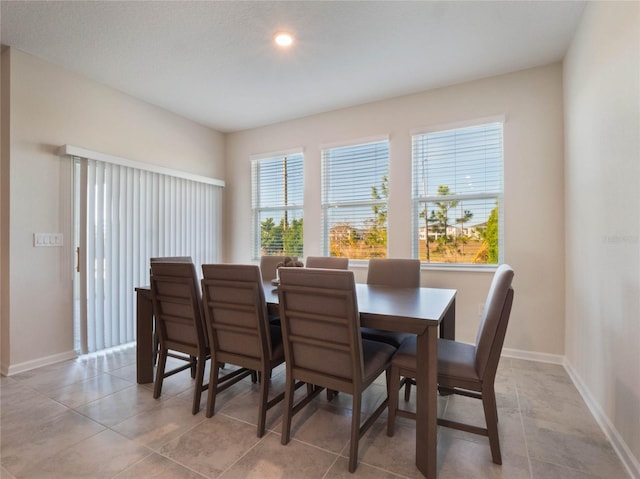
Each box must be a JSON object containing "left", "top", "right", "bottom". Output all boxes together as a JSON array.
[
  {"left": 2, "top": 350, "right": 77, "bottom": 376},
  {"left": 563, "top": 358, "right": 640, "bottom": 479},
  {"left": 502, "top": 347, "right": 564, "bottom": 364}
]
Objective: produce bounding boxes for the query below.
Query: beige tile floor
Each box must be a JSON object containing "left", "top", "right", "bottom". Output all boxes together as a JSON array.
[{"left": 0, "top": 345, "right": 630, "bottom": 479}]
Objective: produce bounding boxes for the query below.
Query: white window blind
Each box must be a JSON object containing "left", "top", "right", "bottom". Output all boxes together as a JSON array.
[
  {"left": 321, "top": 140, "right": 389, "bottom": 259},
  {"left": 77, "top": 158, "right": 222, "bottom": 354},
  {"left": 251, "top": 153, "right": 304, "bottom": 259},
  {"left": 412, "top": 122, "right": 503, "bottom": 265}
]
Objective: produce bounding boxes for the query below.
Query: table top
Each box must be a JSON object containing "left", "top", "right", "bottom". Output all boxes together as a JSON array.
[{"left": 137, "top": 281, "right": 456, "bottom": 335}]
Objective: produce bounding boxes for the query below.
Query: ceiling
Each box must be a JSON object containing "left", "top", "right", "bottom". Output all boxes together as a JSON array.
[{"left": 1, "top": 1, "right": 586, "bottom": 133}]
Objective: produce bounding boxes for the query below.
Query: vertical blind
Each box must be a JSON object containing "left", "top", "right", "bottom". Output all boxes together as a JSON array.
[
  {"left": 411, "top": 122, "right": 503, "bottom": 263},
  {"left": 80, "top": 158, "right": 222, "bottom": 354},
  {"left": 321, "top": 140, "right": 389, "bottom": 259},
  {"left": 251, "top": 153, "right": 304, "bottom": 258}
]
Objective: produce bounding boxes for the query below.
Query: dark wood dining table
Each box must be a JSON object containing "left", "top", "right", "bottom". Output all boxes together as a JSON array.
[{"left": 135, "top": 280, "right": 456, "bottom": 479}]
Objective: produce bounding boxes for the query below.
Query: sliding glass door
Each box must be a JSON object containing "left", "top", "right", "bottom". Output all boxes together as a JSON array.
[{"left": 73, "top": 157, "right": 222, "bottom": 354}]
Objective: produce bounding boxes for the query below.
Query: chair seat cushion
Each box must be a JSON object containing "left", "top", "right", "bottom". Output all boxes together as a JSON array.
[
  {"left": 392, "top": 337, "right": 479, "bottom": 384},
  {"left": 361, "top": 327, "right": 412, "bottom": 348},
  {"left": 437, "top": 338, "right": 478, "bottom": 383},
  {"left": 362, "top": 339, "right": 396, "bottom": 385}
]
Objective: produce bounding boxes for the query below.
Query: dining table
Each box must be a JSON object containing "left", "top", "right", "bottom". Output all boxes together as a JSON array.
[{"left": 135, "top": 280, "right": 456, "bottom": 479}]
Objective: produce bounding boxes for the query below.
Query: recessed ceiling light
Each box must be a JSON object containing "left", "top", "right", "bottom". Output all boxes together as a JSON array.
[{"left": 274, "top": 31, "right": 294, "bottom": 48}]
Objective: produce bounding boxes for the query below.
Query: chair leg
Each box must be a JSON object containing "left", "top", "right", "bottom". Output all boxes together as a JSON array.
[
  {"left": 403, "top": 378, "right": 413, "bottom": 401},
  {"left": 206, "top": 362, "right": 221, "bottom": 418},
  {"left": 257, "top": 367, "right": 269, "bottom": 437},
  {"left": 189, "top": 355, "right": 197, "bottom": 379},
  {"left": 281, "top": 372, "right": 295, "bottom": 445},
  {"left": 386, "top": 364, "right": 400, "bottom": 437},
  {"left": 326, "top": 389, "right": 338, "bottom": 401},
  {"left": 192, "top": 353, "right": 206, "bottom": 415},
  {"left": 385, "top": 369, "right": 391, "bottom": 395},
  {"left": 153, "top": 347, "right": 167, "bottom": 399},
  {"left": 348, "top": 393, "right": 362, "bottom": 473},
  {"left": 482, "top": 387, "right": 502, "bottom": 465},
  {"left": 153, "top": 331, "right": 159, "bottom": 366}
]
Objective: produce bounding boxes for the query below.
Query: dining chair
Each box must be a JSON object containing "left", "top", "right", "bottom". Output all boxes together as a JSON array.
[
  {"left": 150, "top": 261, "right": 209, "bottom": 415},
  {"left": 201, "top": 264, "right": 289, "bottom": 437},
  {"left": 305, "top": 256, "right": 349, "bottom": 269},
  {"left": 386, "top": 264, "right": 515, "bottom": 465},
  {"left": 277, "top": 267, "right": 397, "bottom": 473},
  {"left": 150, "top": 256, "right": 195, "bottom": 369},
  {"left": 361, "top": 258, "right": 421, "bottom": 347},
  {"left": 259, "top": 255, "right": 298, "bottom": 282},
  {"left": 301, "top": 256, "right": 350, "bottom": 401}
]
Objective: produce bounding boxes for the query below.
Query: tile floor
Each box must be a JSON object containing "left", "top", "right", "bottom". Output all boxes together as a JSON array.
[{"left": 0, "top": 345, "right": 630, "bottom": 478}]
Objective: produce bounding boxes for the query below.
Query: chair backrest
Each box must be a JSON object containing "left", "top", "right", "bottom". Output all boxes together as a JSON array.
[
  {"left": 305, "top": 256, "right": 349, "bottom": 270},
  {"left": 201, "top": 264, "right": 273, "bottom": 365},
  {"left": 474, "top": 264, "right": 515, "bottom": 380},
  {"left": 150, "top": 256, "right": 193, "bottom": 263},
  {"left": 278, "top": 268, "right": 363, "bottom": 392},
  {"left": 259, "top": 255, "right": 298, "bottom": 281},
  {"left": 150, "top": 256, "right": 195, "bottom": 281},
  {"left": 150, "top": 261, "right": 207, "bottom": 353},
  {"left": 366, "top": 258, "right": 421, "bottom": 288}
]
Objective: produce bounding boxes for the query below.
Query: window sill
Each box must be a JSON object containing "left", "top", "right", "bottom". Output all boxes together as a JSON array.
[
  {"left": 347, "top": 259, "right": 498, "bottom": 273},
  {"left": 420, "top": 263, "right": 499, "bottom": 273}
]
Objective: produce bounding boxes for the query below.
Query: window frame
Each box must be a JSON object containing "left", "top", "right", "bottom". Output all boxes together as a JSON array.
[
  {"left": 411, "top": 120, "right": 504, "bottom": 268},
  {"left": 321, "top": 138, "right": 390, "bottom": 259},
  {"left": 251, "top": 150, "right": 304, "bottom": 259}
]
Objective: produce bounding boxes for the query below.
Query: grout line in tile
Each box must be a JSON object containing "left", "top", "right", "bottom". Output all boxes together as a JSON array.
[
  {"left": 215, "top": 429, "right": 277, "bottom": 478},
  {"left": 514, "top": 366, "right": 535, "bottom": 479},
  {"left": 150, "top": 448, "right": 212, "bottom": 479},
  {"left": 320, "top": 454, "right": 341, "bottom": 479},
  {"left": 109, "top": 449, "right": 156, "bottom": 478}
]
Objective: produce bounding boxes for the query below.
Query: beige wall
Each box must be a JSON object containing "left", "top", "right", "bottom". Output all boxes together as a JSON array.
[
  {"left": 1, "top": 48, "right": 225, "bottom": 373},
  {"left": 564, "top": 1, "right": 640, "bottom": 471},
  {"left": 225, "top": 64, "right": 566, "bottom": 355}
]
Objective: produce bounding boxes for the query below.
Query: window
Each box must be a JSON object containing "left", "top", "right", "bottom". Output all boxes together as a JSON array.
[
  {"left": 412, "top": 122, "right": 503, "bottom": 265},
  {"left": 322, "top": 140, "right": 389, "bottom": 259},
  {"left": 251, "top": 153, "right": 304, "bottom": 258}
]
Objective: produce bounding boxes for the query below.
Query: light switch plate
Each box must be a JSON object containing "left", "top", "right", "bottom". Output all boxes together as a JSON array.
[{"left": 34, "top": 233, "right": 63, "bottom": 247}]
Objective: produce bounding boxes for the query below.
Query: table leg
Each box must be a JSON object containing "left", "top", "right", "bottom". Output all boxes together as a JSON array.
[
  {"left": 136, "top": 289, "right": 154, "bottom": 384},
  {"left": 439, "top": 298, "right": 456, "bottom": 397},
  {"left": 439, "top": 297, "right": 455, "bottom": 340},
  {"left": 415, "top": 325, "right": 438, "bottom": 478}
]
